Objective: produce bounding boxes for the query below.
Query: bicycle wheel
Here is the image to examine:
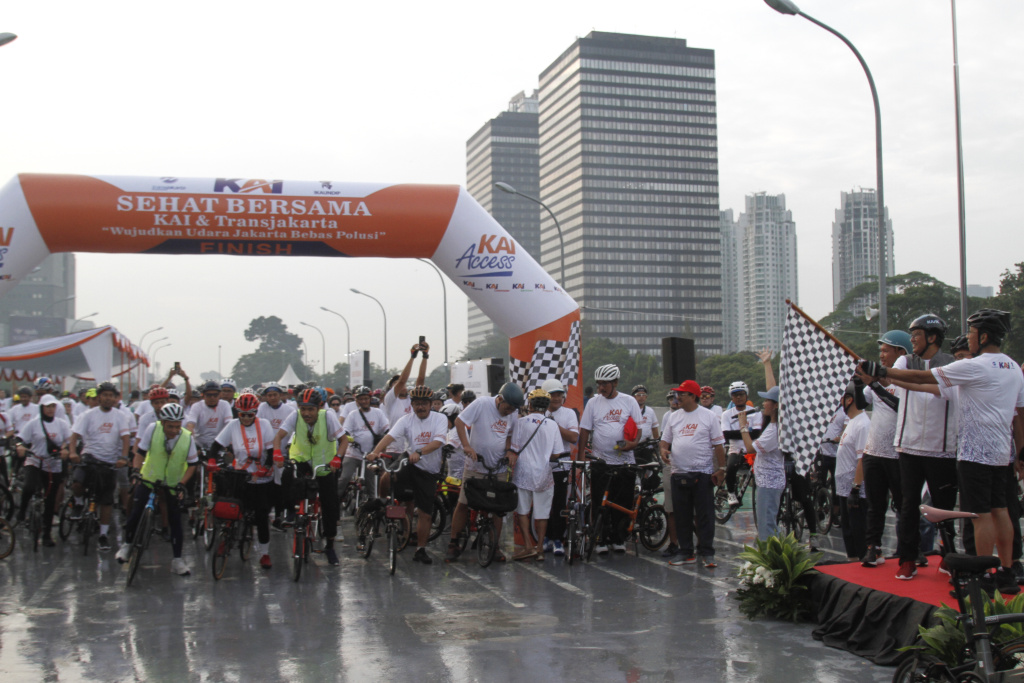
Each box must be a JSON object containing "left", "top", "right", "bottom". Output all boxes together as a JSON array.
[
  {"left": 291, "top": 528, "right": 304, "bottom": 581},
  {"left": 126, "top": 509, "right": 152, "bottom": 588},
  {"left": 58, "top": 499, "right": 75, "bottom": 540},
  {"left": 813, "top": 485, "right": 834, "bottom": 535},
  {"left": 397, "top": 513, "right": 412, "bottom": 552},
  {"left": 477, "top": 522, "right": 497, "bottom": 568},
  {"left": 388, "top": 522, "right": 398, "bottom": 575},
  {"left": 890, "top": 652, "right": 956, "bottom": 682},
  {"left": 994, "top": 640, "right": 1024, "bottom": 671},
  {"left": 239, "top": 520, "right": 253, "bottom": 561},
  {"left": 0, "top": 516, "right": 13, "bottom": 559},
  {"left": 428, "top": 496, "right": 446, "bottom": 542},
  {"left": 585, "top": 510, "right": 604, "bottom": 562},
  {"left": 638, "top": 504, "right": 669, "bottom": 551},
  {"left": 30, "top": 502, "right": 41, "bottom": 553},
  {"left": 359, "top": 513, "right": 377, "bottom": 559},
  {"left": 203, "top": 512, "right": 217, "bottom": 551},
  {"left": 212, "top": 527, "right": 231, "bottom": 581},
  {"left": 791, "top": 498, "right": 806, "bottom": 542},
  {"left": 81, "top": 514, "right": 95, "bottom": 557},
  {"left": 0, "top": 484, "right": 14, "bottom": 524},
  {"left": 714, "top": 485, "right": 734, "bottom": 524},
  {"left": 565, "top": 510, "right": 578, "bottom": 566}
]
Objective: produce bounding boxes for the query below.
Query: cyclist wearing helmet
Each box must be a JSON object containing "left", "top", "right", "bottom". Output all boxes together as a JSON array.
[
  {"left": 338, "top": 385, "right": 390, "bottom": 504},
  {"left": 461, "top": 390, "right": 477, "bottom": 408},
  {"left": 507, "top": 389, "right": 562, "bottom": 561},
  {"left": 184, "top": 380, "right": 235, "bottom": 453},
  {"left": 257, "top": 382, "right": 296, "bottom": 530},
  {"left": 210, "top": 393, "right": 276, "bottom": 569},
  {"left": 721, "top": 380, "right": 763, "bottom": 508},
  {"left": 950, "top": 334, "right": 971, "bottom": 360},
  {"left": 579, "top": 364, "right": 643, "bottom": 553},
  {"left": 68, "top": 381, "right": 133, "bottom": 552},
  {"left": 431, "top": 392, "right": 444, "bottom": 413},
  {"left": 116, "top": 402, "right": 197, "bottom": 576},
  {"left": 382, "top": 342, "right": 430, "bottom": 454},
  {"left": 219, "top": 379, "right": 237, "bottom": 408},
  {"left": 33, "top": 377, "right": 71, "bottom": 423},
  {"left": 445, "top": 383, "right": 465, "bottom": 407},
  {"left": 541, "top": 378, "right": 579, "bottom": 556},
  {"left": 699, "top": 386, "right": 722, "bottom": 418},
  {"left": 7, "top": 385, "right": 38, "bottom": 439},
  {"left": 327, "top": 393, "right": 344, "bottom": 415},
  {"left": 444, "top": 381, "right": 522, "bottom": 562},
  {"left": 14, "top": 395, "right": 72, "bottom": 546},
  {"left": 133, "top": 387, "right": 172, "bottom": 461},
  {"left": 367, "top": 385, "right": 449, "bottom": 565},
  {"left": 273, "top": 388, "right": 345, "bottom": 566},
  {"left": 339, "top": 386, "right": 368, "bottom": 420},
  {"left": 631, "top": 385, "right": 660, "bottom": 441},
  {"left": 866, "top": 309, "right": 1024, "bottom": 593}
]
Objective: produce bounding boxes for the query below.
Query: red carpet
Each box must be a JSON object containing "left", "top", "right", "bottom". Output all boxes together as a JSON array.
[{"left": 817, "top": 559, "right": 956, "bottom": 608}]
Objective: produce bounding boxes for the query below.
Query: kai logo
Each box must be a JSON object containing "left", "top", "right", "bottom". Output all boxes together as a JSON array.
[
  {"left": 214, "top": 178, "right": 284, "bottom": 194},
  {"left": 535, "top": 283, "right": 546, "bottom": 290},
  {"left": 463, "top": 280, "right": 475, "bottom": 288},
  {"left": 486, "top": 283, "right": 498, "bottom": 290},
  {"left": 602, "top": 409, "right": 623, "bottom": 423},
  {"left": 0, "top": 227, "right": 14, "bottom": 247},
  {"left": 512, "top": 283, "right": 525, "bottom": 290},
  {"left": 455, "top": 234, "right": 517, "bottom": 277}
]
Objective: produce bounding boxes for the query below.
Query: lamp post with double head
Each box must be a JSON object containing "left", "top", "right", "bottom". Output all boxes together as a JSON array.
[{"left": 351, "top": 288, "right": 387, "bottom": 373}]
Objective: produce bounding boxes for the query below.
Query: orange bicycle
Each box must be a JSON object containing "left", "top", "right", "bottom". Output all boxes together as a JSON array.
[{"left": 586, "top": 461, "right": 667, "bottom": 560}]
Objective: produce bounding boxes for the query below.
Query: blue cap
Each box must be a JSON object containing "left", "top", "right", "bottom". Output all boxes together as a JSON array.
[
  {"left": 757, "top": 386, "right": 780, "bottom": 402},
  {"left": 878, "top": 330, "right": 913, "bottom": 355}
]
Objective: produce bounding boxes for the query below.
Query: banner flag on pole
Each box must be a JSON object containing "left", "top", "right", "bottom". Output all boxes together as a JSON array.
[{"left": 779, "top": 300, "right": 861, "bottom": 476}]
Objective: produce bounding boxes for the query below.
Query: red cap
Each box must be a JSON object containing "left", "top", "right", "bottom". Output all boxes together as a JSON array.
[{"left": 672, "top": 380, "right": 702, "bottom": 397}]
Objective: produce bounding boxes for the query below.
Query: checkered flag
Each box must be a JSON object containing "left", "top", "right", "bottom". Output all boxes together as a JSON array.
[
  {"left": 509, "top": 356, "right": 530, "bottom": 388},
  {"left": 527, "top": 339, "right": 568, "bottom": 391},
  {"left": 560, "top": 320, "right": 581, "bottom": 387},
  {"left": 778, "top": 302, "right": 860, "bottom": 476}
]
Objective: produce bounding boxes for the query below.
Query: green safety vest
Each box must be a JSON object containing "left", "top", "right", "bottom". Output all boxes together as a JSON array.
[
  {"left": 140, "top": 424, "right": 193, "bottom": 488},
  {"left": 290, "top": 410, "right": 333, "bottom": 476}
]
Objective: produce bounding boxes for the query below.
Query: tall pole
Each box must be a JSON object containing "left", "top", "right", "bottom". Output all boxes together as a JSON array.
[
  {"left": 138, "top": 326, "right": 163, "bottom": 351},
  {"left": 301, "top": 322, "right": 327, "bottom": 381},
  {"left": 351, "top": 288, "right": 387, "bottom": 372},
  {"left": 70, "top": 312, "right": 98, "bottom": 332},
  {"left": 417, "top": 258, "right": 449, "bottom": 365},
  {"left": 152, "top": 343, "right": 172, "bottom": 375},
  {"left": 320, "top": 306, "right": 351, "bottom": 364},
  {"left": 494, "top": 182, "right": 566, "bottom": 289},
  {"left": 764, "top": 0, "right": 887, "bottom": 333},
  {"left": 951, "top": 0, "right": 969, "bottom": 331}
]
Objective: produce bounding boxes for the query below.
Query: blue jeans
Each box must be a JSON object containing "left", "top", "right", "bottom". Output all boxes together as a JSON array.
[{"left": 756, "top": 486, "right": 783, "bottom": 541}]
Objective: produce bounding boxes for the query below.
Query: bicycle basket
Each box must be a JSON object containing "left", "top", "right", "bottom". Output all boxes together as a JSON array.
[
  {"left": 287, "top": 476, "right": 319, "bottom": 504},
  {"left": 212, "top": 469, "right": 249, "bottom": 499},
  {"left": 212, "top": 498, "right": 243, "bottom": 521},
  {"left": 641, "top": 468, "right": 662, "bottom": 492},
  {"left": 464, "top": 476, "right": 518, "bottom": 514},
  {"left": 385, "top": 503, "right": 407, "bottom": 520},
  {"left": 633, "top": 442, "right": 658, "bottom": 465}
]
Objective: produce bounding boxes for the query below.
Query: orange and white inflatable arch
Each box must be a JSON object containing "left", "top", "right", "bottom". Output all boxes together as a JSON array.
[{"left": 0, "top": 174, "right": 582, "bottom": 408}]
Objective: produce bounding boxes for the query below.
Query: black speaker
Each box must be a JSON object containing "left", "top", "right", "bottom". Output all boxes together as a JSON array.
[
  {"left": 486, "top": 363, "right": 506, "bottom": 396},
  {"left": 662, "top": 337, "right": 696, "bottom": 385}
]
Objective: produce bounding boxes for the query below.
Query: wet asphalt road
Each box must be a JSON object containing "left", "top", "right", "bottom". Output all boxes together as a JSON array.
[{"left": 0, "top": 508, "right": 892, "bottom": 683}]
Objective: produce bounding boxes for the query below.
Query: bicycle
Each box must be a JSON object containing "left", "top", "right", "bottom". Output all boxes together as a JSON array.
[
  {"left": 776, "top": 461, "right": 807, "bottom": 541},
  {"left": 357, "top": 455, "right": 413, "bottom": 575},
  {"left": 460, "top": 457, "right": 516, "bottom": 568},
  {"left": 715, "top": 454, "right": 755, "bottom": 524},
  {"left": 125, "top": 480, "right": 178, "bottom": 588},
  {"left": 58, "top": 460, "right": 116, "bottom": 556},
  {"left": 563, "top": 457, "right": 592, "bottom": 566},
  {"left": 23, "top": 469, "right": 47, "bottom": 553},
  {"left": 0, "top": 474, "right": 15, "bottom": 524},
  {"left": 208, "top": 466, "right": 256, "bottom": 581},
  {"left": 0, "top": 514, "right": 12, "bottom": 559},
  {"left": 808, "top": 452, "right": 836, "bottom": 535},
  {"left": 289, "top": 461, "right": 332, "bottom": 581},
  {"left": 586, "top": 461, "right": 668, "bottom": 560}
]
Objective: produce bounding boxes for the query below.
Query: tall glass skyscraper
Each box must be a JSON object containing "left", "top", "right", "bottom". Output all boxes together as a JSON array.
[
  {"left": 832, "top": 188, "right": 894, "bottom": 313},
  {"left": 538, "top": 32, "right": 722, "bottom": 355}
]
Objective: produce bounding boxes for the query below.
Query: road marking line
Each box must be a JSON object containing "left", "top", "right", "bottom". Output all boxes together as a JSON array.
[
  {"left": 445, "top": 563, "right": 526, "bottom": 608},
  {"left": 515, "top": 563, "right": 591, "bottom": 598},
  {"left": 24, "top": 566, "right": 67, "bottom": 608},
  {"left": 589, "top": 564, "right": 674, "bottom": 598}
]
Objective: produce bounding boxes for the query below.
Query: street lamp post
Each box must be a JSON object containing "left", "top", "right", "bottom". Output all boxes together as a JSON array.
[
  {"left": 494, "top": 181, "right": 566, "bottom": 289},
  {"left": 764, "top": 0, "right": 887, "bottom": 334},
  {"left": 138, "top": 326, "right": 163, "bottom": 350},
  {"left": 70, "top": 312, "right": 98, "bottom": 332},
  {"left": 950, "top": 0, "right": 969, "bottom": 331},
  {"left": 417, "top": 258, "right": 449, "bottom": 366},
  {"left": 351, "top": 288, "right": 387, "bottom": 372},
  {"left": 151, "top": 343, "right": 172, "bottom": 374},
  {"left": 42, "top": 295, "right": 74, "bottom": 315},
  {"left": 145, "top": 336, "right": 169, "bottom": 358},
  {"left": 320, "top": 306, "right": 351, "bottom": 364},
  {"left": 300, "top": 322, "right": 327, "bottom": 381}
]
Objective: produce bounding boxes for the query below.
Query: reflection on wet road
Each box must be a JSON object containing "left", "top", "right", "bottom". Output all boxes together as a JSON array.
[{"left": 0, "top": 512, "right": 891, "bottom": 681}]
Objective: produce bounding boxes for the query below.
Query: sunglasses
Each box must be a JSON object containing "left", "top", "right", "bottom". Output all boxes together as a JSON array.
[{"left": 239, "top": 412, "right": 256, "bottom": 418}]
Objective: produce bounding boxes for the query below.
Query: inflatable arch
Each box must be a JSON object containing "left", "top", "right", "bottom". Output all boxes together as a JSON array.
[{"left": 0, "top": 174, "right": 582, "bottom": 407}]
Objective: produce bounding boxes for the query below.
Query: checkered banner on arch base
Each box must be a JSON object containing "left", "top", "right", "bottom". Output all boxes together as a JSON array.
[
  {"left": 509, "top": 321, "right": 581, "bottom": 391},
  {"left": 779, "top": 305, "right": 859, "bottom": 476}
]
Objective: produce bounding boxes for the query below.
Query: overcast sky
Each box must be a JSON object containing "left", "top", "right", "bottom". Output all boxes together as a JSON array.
[{"left": 2, "top": 0, "right": 1020, "bottom": 384}]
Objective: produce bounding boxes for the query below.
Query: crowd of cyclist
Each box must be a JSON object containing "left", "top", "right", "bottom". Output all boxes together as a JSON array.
[{"left": 1, "top": 308, "right": 1022, "bottom": 594}]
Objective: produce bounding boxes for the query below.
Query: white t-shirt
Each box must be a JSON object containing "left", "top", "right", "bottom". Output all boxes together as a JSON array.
[
  {"left": 340, "top": 402, "right": 358, "bottom": 420},
  {"left": 215, "top": 418, "right": 275, "bottom": 483},
  {"left": 819, "top": 407, "right": 849, "bottom": 458},
  {"left": 446, "top": 427, "right": 467, "bottom": 480},
  {"left": 546, "top": 405, "right": 580, "bottom": 471},
  {"left": 934, "top": 354, "right": 1024, "bottom": 466},
  {"left": 7, "top": 403, "right": 37, "bottom": 435},
  {"left": 342, "top": 407, "right": 390, "bottom": 459},
  {"left": 257, "top": 401, "right": 296, "bottom": 432},
  {"left": 383, "top": 389, "right": 413, "bottom": 453},
  {"left": 21, "top": 416, "right": 73, "bottom": 473},
  {"left": 661, "top": 406, "right": 725, "bottom": 475},
  {"left": 138, "top": 423, "right": 199, "bottom": 464},
  {"left": 185, "top": 400, "right": 235, "bottom": 448},
  {"left": 580, "top": 392, "right": 643, "bottom": 464},
  {"left": 752, "top": 421, "right": 785, "bottom": 490},
  {"left": 721, "top": 405, "right": 764, "bottom": 455},
  {"left": 510, "top": 413, "right": 561, "bottom": 492},
  {"left": 72, "top": 407, "right": 132, "bottom": 464},
  {"left": 388, "top": 411, "right": 448, "bottom": 474},
  {"left": 863, "top": 383, "right": 900, "bottom": 459},
  {"left": 637, "top": 405, "right": 660, "bottom": 440},
  {"left": 458, "top": 397, "right": 517, "bottom": 473},
  {"left": 836, "top": 412, "right": 870, "bottom": 498}
]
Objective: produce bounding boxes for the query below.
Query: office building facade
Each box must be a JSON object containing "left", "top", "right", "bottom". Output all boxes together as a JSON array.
[
  {"left": 0, "top": 253, "right": 76, "bottom": 346},
  {"left": 719, "top": 209, "right": 742, "bottom": 354},
  {"left": 832, "top": 188, "right": 894, "bottom": 312}
]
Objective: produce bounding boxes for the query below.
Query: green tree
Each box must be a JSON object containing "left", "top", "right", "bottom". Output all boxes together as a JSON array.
[
  {"left": 232, "top": 316, "right": 313, "bottom": 387},
  {"left": 695, "top": 352, "right": 779, "bottom": 409},
  {"left": 991, "top": 262, "right": 1024, "bottom": 362}
]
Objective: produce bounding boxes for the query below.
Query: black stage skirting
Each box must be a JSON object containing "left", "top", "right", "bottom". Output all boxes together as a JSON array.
[{"left": 808, "top": 569, "right": 937, "bottom": 666}]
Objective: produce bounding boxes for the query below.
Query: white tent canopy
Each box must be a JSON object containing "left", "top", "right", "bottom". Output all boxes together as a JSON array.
[
  {"left": 277, "top": 364, "right": 304, "bottom": 386},
  {"left": 0, "top": 326, "right": 147, "bottom": 383}
]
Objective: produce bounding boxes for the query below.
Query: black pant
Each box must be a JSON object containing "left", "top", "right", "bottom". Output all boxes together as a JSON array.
[
  {"left": 671, "top": 472, "right": 715, "bottom": 558},
  {"left": 898, "top": 454, "right": 958, "bottom": 562},
  {"left": 725, "top": 452, "right": 746, "bottom": 494},
  {"left": 591, "top": 463, "right": 634, "bottom": 545},
  {"left": 126, "top": 483, "right": 184, "bottom": 557},
  {"left": 786, "top": 463, "right": 817, "bottom": 535},
  {"left": 18, "top": 466, "right": 63, "bottom": 536},
  {"left": 244, "top": 483, "right": 273, "bottom": 544},
  {"left": 817, "top": 453, "right": 837, "bottom": 501},
  {"left": 962, "top": 463, "right": 1022, "bottom": 560},
  {"left": 295, "top": 463, "right": 339, "bottom": 545},
  {"left": 839, "top": 495, "right": 867, "bottom": 559},
  {"left": 862, "top": 455, "right": 902, "bottom": 550},
  {"left": 546, "top": 470, "right": 570, "bottom": 541}
]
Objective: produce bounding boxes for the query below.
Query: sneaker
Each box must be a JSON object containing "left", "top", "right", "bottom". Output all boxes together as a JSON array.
[
  {"left": 170, "top": 558, "right": 191, "bottom": 576},
  {"left": 325, "top": 547, "right": 339, "bottom": 566},
  {"left": 97, "top": 535, "right": 111, "bottom": 552},
  {"left": 115, "top": 545, "right": 130, "bottom": 564},
  {"left": 445, "top": 542, "right": 462, "bottom": 563},
  {"left": 669, "top": 555, "right": 696, "bottom": 566},
  {"left": 543, "top": 538, "right": 554, "bottom": 553},
  {"left": 916, "top": 552, "right": 930, "bottom": 567},
  {"left": 1011, "top": 561, "right": 1024, "bottom": 585},
  {"left": 260, "top": 554, "right": 272, "bottom": 569},
  {"left": 661, "top": 543, "right": 680, "bottom": 558},
  {"left": 552, "top": 540, "right": 565, "bottom": 556},
  {"left": 895, "top": 561, "right": 917, "bottom": 580},
  {"left": 727, "top": 493, "right": 740, "bottom": 508},
  {"left": 357, "top": 535, "right": 367, "bottom": 551},
  {"left": 702, "top": 556, "right": 718, "bottom": 569},
  {"left": 996, "top": 567, "right": 1021, "bottom": 594},
  {"left": 41, "top": 535, "right": 55, "bottom": 548},
  {"left": 612, "top": 544, "right": 626, "bottom": 553},
  {"left": 938, "top": 556, "right": 951, "bottom": 576},
  {"left": 596, "top": 544, "right": 609, "bottom": 555},
  {"left": 807, "top": 534, "right": 820, "bottom": 551},
  {"left": 860, "top": 546, "right": 885, "bottom": 567},
  {"left": 70, "top": 504, "right": 84, "bottom": 521},
  {"left": 413, "top": 548, "right": 433, "bottom": 564}
]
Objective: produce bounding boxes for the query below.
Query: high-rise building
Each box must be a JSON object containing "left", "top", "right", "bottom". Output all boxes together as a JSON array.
[
  {"left": 0, "top": 253, "right": 76, "bottom": 346},
  {"left": 719, "top": 209, "right": 742, "bottom": 354},
  {"left": 464, "top": 91, "right": 540, "bottom": 349},
  {"left": 537, "top": 32, "right": 722, "bottom": 356},
  {"left": 832, "top": 188, "right": 894, "bottom": 312},
  {"left": 736, "top": 192, "right": 798, "bottom": 352}
]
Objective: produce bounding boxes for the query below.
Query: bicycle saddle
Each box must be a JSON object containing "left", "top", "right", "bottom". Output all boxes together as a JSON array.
[
  {"left": 920, "top": 505, "right": 978, "bottom": 523},
  {"left": 943, "top": 553, "right": 1000, "bottom": 575}
]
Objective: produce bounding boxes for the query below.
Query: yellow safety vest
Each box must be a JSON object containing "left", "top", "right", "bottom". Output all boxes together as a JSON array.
[
  {"left": 140, "top": 424, "right": 193, "bottom": 488},
  {"left": 290, "top": 410, "right": 333, "bottom": 476}
]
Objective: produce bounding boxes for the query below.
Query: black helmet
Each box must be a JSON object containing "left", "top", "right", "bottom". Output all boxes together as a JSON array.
[
  {"left": 631, "top": 384, "right": 648, "bottom": 396},
  {"left": 967, "top": 308, "right": 1011, "bottom": 346},
  {"left": 498, "top": 382, "right": 525, "bottom": 408},
  {"left": 909, "top": 314, "right": 948, "bottom": 344},
  {"left": 200, "top": 380, "right": 220, "bottom": 394},
  {"left": 843, "top": 378, "right": 867, "bottom": 410},
  {"left": 950, "top": 334, "right": 970, "bottom": 354},
  {"left": 354, "top": 385, "right": 371, "bottom": 396},
  {"left": 96, "top": 381, "right": 118, "bottom": 396},
  {"left": 461, "top": 390, "right": 476, "bottom": 405}
]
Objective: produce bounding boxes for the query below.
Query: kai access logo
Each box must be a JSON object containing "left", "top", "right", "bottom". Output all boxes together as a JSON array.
[
  {"left": 213, "top": 178, "right": 283, "bottom": 194},
  {"left": 456, "top": 234, "right": 516, "bottom": 277}
]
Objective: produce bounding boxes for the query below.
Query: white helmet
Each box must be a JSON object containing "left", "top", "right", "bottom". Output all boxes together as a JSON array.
[
  {"left": 729, "top": 381, "right": 749, "bottom": 395},
  {"left": 541, "top": 379, "right": 565, "bottom": 394},
  {"left": 594, "top": 364, "right": 620, "bottom": 381}
]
